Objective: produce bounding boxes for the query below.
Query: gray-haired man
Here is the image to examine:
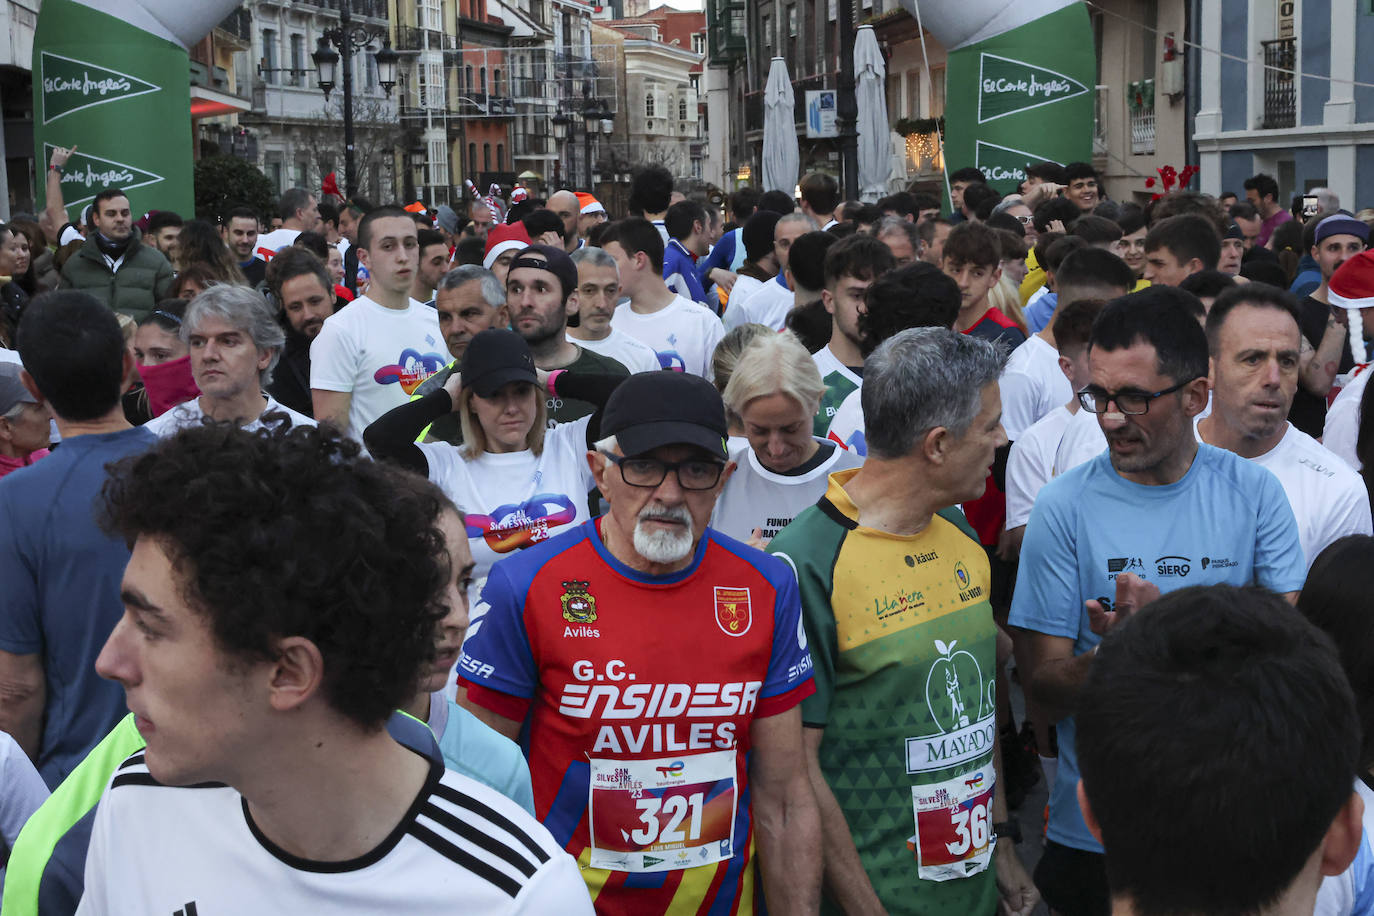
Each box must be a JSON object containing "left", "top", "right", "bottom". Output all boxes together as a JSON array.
[
  {"left": 144, "top": 286, "right": 315, "bottom": 435},
  {"left": 434, "top": 265, "right": 508, "bottom": 362},
  {"left": 568, "top": 247, "right": 661, "bottom": 373},
  {"left": 768, "top": 327, "right": 1039, "bottom": 916}
]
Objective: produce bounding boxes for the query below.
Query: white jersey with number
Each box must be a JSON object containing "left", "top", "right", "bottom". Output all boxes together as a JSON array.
[{"left": 76, "top": 751, "right": 591, "bottom": 916}]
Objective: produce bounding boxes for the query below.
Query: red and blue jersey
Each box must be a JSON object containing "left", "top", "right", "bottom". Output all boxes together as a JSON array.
[{"left": 458, "top": 518, "right": 814, "bottom": 915}]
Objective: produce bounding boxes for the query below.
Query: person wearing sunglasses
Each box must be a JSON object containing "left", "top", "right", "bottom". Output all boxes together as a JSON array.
[{"left": 455, "top": 369, "right": 822, "bottom": 916}]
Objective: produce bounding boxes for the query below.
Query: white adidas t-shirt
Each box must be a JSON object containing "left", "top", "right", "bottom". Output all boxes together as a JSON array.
[
  {"left": 1230, "top": 423, "right": 1371, "bottom": 568},
  {"left": 611, "top": 294, "right": 724, "bottom": 378},
  {"left": 77, "top": 751, "right": 589, "bottom": 915},
  {"left": 826, "top": 387, "right": 866, "bottom": 455},
  {"left": 1005, "top": 405, "right": 1076, "bottom": 529},
  {"left": 418, "top": 416, "right": 595, "bottom": 604},
  {"left": 143, "top": 395, "right": 316, "bottom": 437},
  {"left": 725, "top": 277, "right": 792, "bottom": 331},
  {"left": 726, "top": 276, "right": 764, "bottom": 316},
  {"left": 253, "top": 227, "right": 302, "bottom": 261},
  {"left": 1001, "top": 335, "right": 1072, "bottom": 440},
  {"left": 310, "top": 295, "right": 446, "bottom": 438},
  {"left": 566, "top": 329, "right": 661, "bottom": 374},
  {"left": 1323, "top": 365, "right": 1370, "bottom": 469},
  {"left": 711, "top": 439, "right": 864, "bottom": 543}
]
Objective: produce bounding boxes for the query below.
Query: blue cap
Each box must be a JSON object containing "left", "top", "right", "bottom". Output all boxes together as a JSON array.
[{"left": 1315, "top": 214, "right": 1370, "bottom": 245}]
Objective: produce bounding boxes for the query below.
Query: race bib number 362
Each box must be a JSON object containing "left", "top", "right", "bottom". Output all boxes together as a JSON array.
[
  {"left": 907, "top": 769, "right": 996, "bottom": 882},
  {"left": 588, "top": 751, "right": 738, "bottom": 873}
]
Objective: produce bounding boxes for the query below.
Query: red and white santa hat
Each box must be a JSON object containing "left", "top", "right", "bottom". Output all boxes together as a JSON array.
[
  {"left": 1328, "top": 250, "right": 1374, "bottom": 364},
  {"left": 483, "top": 222, "right": 533, "bottom": 270},
  {"left": 576, "top": 192, "right": 606, "bottom": 216}
]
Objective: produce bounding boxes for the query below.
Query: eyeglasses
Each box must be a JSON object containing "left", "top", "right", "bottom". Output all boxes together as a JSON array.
[
  {"left": 1013, "top": 214, "right": 1032, "bottom": 225},
  {"left": 599, "top": 452, "right": 725, "bottom": 490},
  {"left": 1077, "top": 380, "right": 1194, "bottom": 415}
]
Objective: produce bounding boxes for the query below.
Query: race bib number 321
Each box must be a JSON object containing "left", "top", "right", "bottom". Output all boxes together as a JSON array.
[{"left": 907, "top": 769, "right": 996, "bottom": 882}]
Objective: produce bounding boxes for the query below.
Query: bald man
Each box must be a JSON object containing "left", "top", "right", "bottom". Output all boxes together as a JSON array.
[{"left": 547, "top": 190, "right": 583, "bottom": 254}]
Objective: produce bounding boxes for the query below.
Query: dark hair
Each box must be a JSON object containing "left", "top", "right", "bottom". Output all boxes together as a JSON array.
[
  {"left": 453, "top": 235, "right": 486, "bottom": 267},
  {"left": 1239, "top": 259, "right": 1291, "bottom": 288},
  {"left": 1043, "top": 235, "right": 1086, "bottom": 274},
  {"left": 1078, "top": 585, "right": 1357, "bottom": 916},
  {"left": 1091, "top": 286, "right": 1209, "bottom": 383},
  {"left": 912, "top": 191, "right": 941, "bottom": 213},
  {"left": 600, "top": 217, "right": 665, "bottom": 273},
  {"left": 177, "top": 220, "right": 248, "bottom": 286},
  {"left": 845, "top": 204, "right": 880, "bottom": 227},
  {"left": 148, "top": 211, "right": 183, "bottom": 234},
  {"left": 522, "top": 209, "right": 563, "bottom": 242},
  {"left": 1148, "top": 191, "right": 1228, "bottom": 235},
  {"left": 742, "top": 210, "right": 782, "bottom": 262},
  {"left": 825, "top": 221, "right": 859, "bottom": 239},
  {"left": 860, "top": 262, "right": 960, "bottom": 355},
  {"left": 318, "top": 202, "right": 339, "bottom": 229},
  {"left": 963, "top": 184, "right": 1001, "bottom": 219},
  {"left": 1052, "top": 297, "right": 1106, "bottom": 354},
  {"left": 224, "top": 205, "right": 259, "bottom": 226},
  {"left": 92, "top": 188, "right": 128, "bottom": 210},
  {"left": 416, "top": 228, "right": 446, "bottom": 254},
  {"left": 1204, "top": 282, "right": 1301, "bottom": 354},
  {"left": 1300, "top": 536, "right": 1374, "bottom": 769},
  {"left": 877, "top": 192, "right": 917, "bottom": 218},
  {"left": 1177, "top": 269, "right": 1237, "bottom": 302},
  {"left": 1026, "top": 161, "right": 1067, "bottom": 185},
  {"left": 1144, "top": 214, "right": 1221, "bottom": 271},
  {"left": 799, "top": 172, "right": 840, "bottom": 216},
  {"left": 138, "top": 298, "right": 189, "bottom": 335},
  {"left": 357, "top": 205, "right": 414, "bottom": 251},
  {"left": 100, "top": 424, "right": 449, "bottom": 731},
  {"left": 948, "top": 166, "right": 985, "bottom": 185},
  {"left": 1032, "top": 230, "right": 1065, "bottom": 271},
  {"left": 1092, "top": 199, "right": 1121, "bottom": 222},
  {"left": 293, "top": 231, "right": 329, "bottom": 260},
  {"left": 1055, "top": 247, "right": 1135, "bottom": 294},
  {"left": 1071, "top": 215, "right": 1123, "bottom": 245},
  {"left": 757, "top": 190, "right": 797, "bottom": 215},
  {"left": 991, "top": 228, "right": 1027, "bottom": 262},
  {"left": 267, "top": 246, "right": 332, "bottom": 303},
  {"left": 1244, "top": 172, "right": 1280, "bottom": 203},
  {"left": 729, "top": 187, "right": 762, "bottom": 222},
  {"left": 174, "top": 264, "right": 221, "bottom": 299},
  {"left": 1229, "top": 200, "right": 1259, "bottom": 222},
  {"left": 823, "top": 234, "right": 895, "bottom": 289},
  {"left": 784, "top": 299, "right": 832, "bottom": 353},
  {"left": 917, "top": 217, "right": 952, "bottom": 246},
  {"left": 278, "top": 188, "right": 315, "bottom": 223},
  {"left": 1114, "top": 203, "right": 1147, "bottom": 236},
  {"left": 941, "top": 221, "right": 1001, "bottom": 270},
  {"left": 15, "top": 290, "right": 126, "bottom": 420},
  {"left": 1033, "top": 196, "right": 1081, "bottom": 233},
  {"left": 628, "top": 165, "right": 673, "bottom": 215},
  {"left": 1063, "top": 161, "right": 1098, "bottom": 183},
  {"left": 788, "top": 231, "right": 839, "bottom": 293},
  {"left": 984, "top": 211, "right": 1025, "bottom": 236},
  {"left": 1270, "top": 219, "right": 1305, "bottom": 255},
  {"left": 665, "top": 199, "right": 707, "bottom": 241},
  {"left": 1219, "top": 190, "right": 1238, "bottom": 201}
]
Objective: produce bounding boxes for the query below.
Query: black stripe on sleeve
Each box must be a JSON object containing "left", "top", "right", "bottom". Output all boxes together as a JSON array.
[
  {"left": 406, "top": 821, "right": 524, "bottom": 899},
  {"left": 418, "top": 802, "right": 540, "bottom": 879},
  {"left": 433, "top": 782, "right": 551, "bottom": 865}
]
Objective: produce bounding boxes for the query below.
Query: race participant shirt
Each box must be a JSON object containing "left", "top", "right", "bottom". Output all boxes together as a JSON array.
[
  {"left": 964, "top": 305, "right": 1026, "bottom": 350},
  {"left": 253, "top": 227, "right": 301, "bottom": 261},
  {"left": 1316, "top": 778, "right": 1374, "bottom": 916},
  {"left": 1005, "top": 405, "right": 1075, "bottom": 530},
  {"left": 1009, "top": 445, "right": 1306, "bottom": 853},
  {"left": 826, "top": 388, "right": 865, "bottom": 455},
  {"left": 612, "top": 295, "right": 724, "bottom": 378},
  {"left": 709, "top": 439, "right": 864, "bottom": 543},
  {"left": 458, "top": 519, "right": 815, "bottom": 915},
  {"left": 310, "top": 294, "right": 447, "bottom": 438},
  {"left": 548, "top": 348, "right": 629, "bottom": 426},
  {"left": 76, "top": 743, "right": 588, "bottom": 914},
  {"left": 726, "top": 275, "right": 792, "bottom": 331},
  {"left": 1000, "top": 336, "right": 1072, "bottom": 440},
  {"left": 813, "top": 345, "right": 861, "bottom": 438},
  {"left": 1054, "top": 404, "right": 1108, "bottom": 475},
  {"left": 568, "top": 330, "right": 661, "bottom": 374},
  {"left": 418, "top": 416, "right": 594, "bottom": 603},
  {"left": 724, "top": 276, "right": 763, "bottom": 317},
  {"left": 1323, "top": 364, "right": 1371, "bottom": 470},
  {"left": 663, "top": 239, "right": 708, "bottom": 307},
  {"left": 768, "top": 470, "right": 1000, "bottom": 914},
  {"left": 142, "top": 395, "right": 316, "bottom": 437}
]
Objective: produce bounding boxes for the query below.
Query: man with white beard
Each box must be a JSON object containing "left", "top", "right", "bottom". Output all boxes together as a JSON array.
[{"left": 456, "top": 371, "right": 823, "bottom": 915}]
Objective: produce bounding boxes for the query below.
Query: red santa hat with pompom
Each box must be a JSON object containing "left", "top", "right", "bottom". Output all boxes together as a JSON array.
[{"left": 1327, "top": 250, "right": 1374, "bottom": 364}]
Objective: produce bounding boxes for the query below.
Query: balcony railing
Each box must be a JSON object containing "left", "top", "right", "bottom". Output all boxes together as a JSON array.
[
  {"left": 395, "top": 26, "right": 456, "bottom": 52},
  {"left": 1261, "top": 37, "right": 1296, "bottom": 129},
  {"left": 1128, "top": 79, "right": 1155, "bottom": 155}
]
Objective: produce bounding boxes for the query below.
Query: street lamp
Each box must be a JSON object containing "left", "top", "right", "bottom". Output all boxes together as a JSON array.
[
  {"left": 580, "top": 99, "right": 613, "bottom": 192},
  {"left": 312, "top": 0, "right": 399, "bottom": 199}
]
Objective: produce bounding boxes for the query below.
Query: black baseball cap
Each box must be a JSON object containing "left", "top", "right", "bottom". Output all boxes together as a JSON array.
[
  {"left": 509, "top": 244, "right": 579, "bottom": 301},
  {"left": 601, "top": 372, "right": 729, "bottom": 460},
  {"left": 459, "top": 328, "right": 538, "bottom": 397}
]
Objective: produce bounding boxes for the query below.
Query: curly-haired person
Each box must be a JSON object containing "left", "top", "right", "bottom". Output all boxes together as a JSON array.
[{"left": 73, "top": 422, "right": 590, "bottom": 915}]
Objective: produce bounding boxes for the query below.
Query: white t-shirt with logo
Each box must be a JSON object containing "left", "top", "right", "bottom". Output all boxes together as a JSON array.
[
  {"left": 1323, "top": 364, "right": 1370, "bottom": 469},
  {"left": 418, "top": 416, "right": 596, "bottom": 605},
  {"left": 566, "top": 329, "right": 661, "bottom": 374},
  {"left": 726, "top": 277, "right": 792, "bottom": 331},
  {"left": 710, "top": 439, "right": 864, "bottom": 543},
  {"left": 309, "top": 295, "right": 446, "bottom": 438},
  {"left": 826, "top": 387, "right": 866, "bottom": 455},
  {"left": 143, "top": 395, "right": 316, "bottom": 437},
  {"left": 1005, "top": 405, "right": 1076, "bottom": 529},
  {"left": 611, "top": 294, "right": 724, "bottom": 378},
  {"left": 253, "top": 227, "right": 302, "bottom": 261},
  {"left": 1001, "top": 335, "right": 1072, "bottom": 440}
]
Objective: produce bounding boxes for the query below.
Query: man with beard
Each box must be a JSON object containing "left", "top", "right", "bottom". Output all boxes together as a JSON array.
[
  {"left": 457, "top": 370, "right": 822, "bottom": 915},
  {"left": 1197, "top": 284, "right": 1370, "bottom": 567},
  {"left": 568, "top": 247, "right": 660, "bottom": 373},
  {"left": 265, "top": 248, "right": 341, "bottom": 416},
  {"left": 504, "top": 244, "right": 629, "bottom": 424},
  {"left": 1008, "top": 287, "right": 1305, "bottom": 916},
  {"left": 222, "top": 206, "right": 267, "bottom": 287},
  {"left": 59, "top": 188, "right": 175, "bottom": 321}
]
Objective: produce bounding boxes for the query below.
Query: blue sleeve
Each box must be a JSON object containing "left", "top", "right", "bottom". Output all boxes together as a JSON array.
[
  {"left": 697, "top": 233, "right": 735, "bottom": 286},
  {"left": 682, "top": 263, "right": 708, "bottom": 306},
  {"left": 759, "top": 562, "right": 814, "bottom": 700},
  {"left": 1251, "top": 471, "right": 1308, "bottom": 593},
  {"left": 457, "top": 561, "right": 538, "bottom": 699},
  {"left": 1008, "top": 481, "right": 1086, "bottom": 641},
  {"left": 0, "top": 488, "right": 41, "bottom": 655}
]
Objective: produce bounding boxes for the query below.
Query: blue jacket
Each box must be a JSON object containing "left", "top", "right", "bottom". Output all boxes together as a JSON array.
[{"left": 663, "top": 238, "right": 708, "bottom": 306}]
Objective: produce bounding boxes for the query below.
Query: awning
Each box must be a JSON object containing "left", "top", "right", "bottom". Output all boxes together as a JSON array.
[{"left": 190, "top": 84, "right": 251, "bottom": 119}]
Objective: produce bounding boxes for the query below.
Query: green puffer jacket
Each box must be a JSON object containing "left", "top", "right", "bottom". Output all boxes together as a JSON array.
[{"left": 59, "top": 229, "right": 175, "bottom": 322}]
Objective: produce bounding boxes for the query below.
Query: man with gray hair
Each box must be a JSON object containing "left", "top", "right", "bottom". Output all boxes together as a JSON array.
[
  {"left": 875, "top": 216, "right": 921, "bottom": 268},
  {"left": 433, "top": 264, "right": 508, "bottom": 362},
  {"left": 769, "top": 327, "right": 1039, "bottom": 916},
  {"left": 568, "top": 246, "right": 659, "bottom": 372},
  {"left": 145, "top": 286, "right": 314, "bottom": 435}
]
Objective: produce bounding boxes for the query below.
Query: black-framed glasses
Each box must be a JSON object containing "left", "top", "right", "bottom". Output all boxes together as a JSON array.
[
  {"left": 1077, "top": 380, "right": 1193, "bottom": 415},
  {"left": 599, "top": 452, "right": 725, "bottom": 490}
]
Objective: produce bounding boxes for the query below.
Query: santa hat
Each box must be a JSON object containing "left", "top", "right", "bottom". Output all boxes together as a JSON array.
[
  {"left": 483, "top": 222, "right": 532, "bottom": 270},
  {"left": 576, "top": 192, "right": 606, "bottom": 216},
  {"left": 1326, "top": 250, "right": 1374, "bottom": 364}
]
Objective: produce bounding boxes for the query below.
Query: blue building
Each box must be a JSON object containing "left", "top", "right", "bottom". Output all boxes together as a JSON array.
[{"left": 1193, "top": 0, "right": 1374, "bottom": 210}]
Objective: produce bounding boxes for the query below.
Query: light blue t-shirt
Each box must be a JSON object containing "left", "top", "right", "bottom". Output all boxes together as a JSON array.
[
  {"left": 1008, "top": 444, "right": 1305, "bottom": 853},
  {"left": 427, "top": 692, "right": 535, "bottom": 816}
]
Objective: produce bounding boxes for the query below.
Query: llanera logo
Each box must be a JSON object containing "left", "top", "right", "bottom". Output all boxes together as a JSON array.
[
  {"left": 44, "top": 145, "right": 163, "bottom": 208},
  {"left": 977, "top": 53, "right": 1089, "bottom": 124},
  {"left": 41, "top": 52, "right": 159, "bottom": 125}
]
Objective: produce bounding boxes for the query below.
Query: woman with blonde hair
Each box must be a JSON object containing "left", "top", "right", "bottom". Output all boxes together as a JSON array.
[{"left": 710, "top": 330, "right": 863, "bottom": 546}]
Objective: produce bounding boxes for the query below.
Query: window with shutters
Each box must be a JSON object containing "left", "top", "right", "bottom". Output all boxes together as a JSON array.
[{"left": 646, "top": 87, "right": 656, "bottom": 118}]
